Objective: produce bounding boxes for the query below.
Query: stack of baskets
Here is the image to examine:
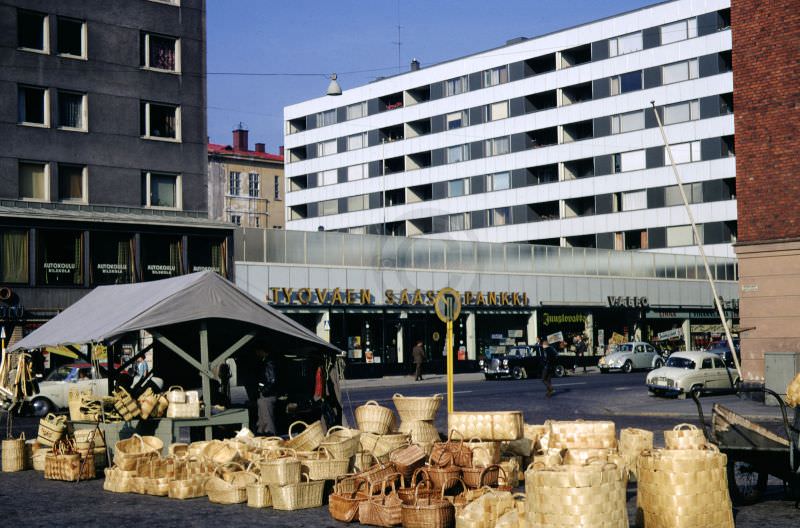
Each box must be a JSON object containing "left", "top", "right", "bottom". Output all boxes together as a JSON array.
[
  {"left": 448, "top": 411, "right": 524, "bottom": 488},
  {"left": 393, "top": 393, "right": 442, "bottom": 454},
  {"left": 546, "top": 419, "right": 618, "bottom": 464},
  {"left": 618, "top": 428, "right": 653, "bottom": 482},
  {"left": 355, "top": 400, "right": 411, "bottom": 465},
  {"left": 165, "top": 386, "right": 200, "bottom": 419},
  {"left": 259, "top": 448, "right": 325, "bottom": 511}
]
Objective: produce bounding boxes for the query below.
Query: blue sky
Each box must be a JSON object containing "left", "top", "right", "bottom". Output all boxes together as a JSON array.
[{"left": 207, "top": 0, "right": 658, "bottom": 152}]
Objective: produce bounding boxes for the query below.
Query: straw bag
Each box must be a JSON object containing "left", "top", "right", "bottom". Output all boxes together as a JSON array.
[
  {"left": 168, "top": 456, "right": 211, "bottom": 500},
  {"left": 467, "top": 438, "right": 501, "bottom": 466},
  {"left": 246, "top": 472, "right": 272, "bottom": 508},
  {"left": 401, "top": 483, "right": 455, "bottom": 528},
  {"left": 638, "top": 446, "right": 734, "bottom": 528},
  {"left": 74, "top": 428, "right": 105, "bottom": 451},
  {"left": 284, "top": 420, "right": 324, "bottom": 452},
  {"left": 619, "top": 428, "right": 653, "bottom": 481},
  {"left": 359, "top": 478, "right": 404, "bottom": 527},
  {"left": 253, "top": 436, "right": 284, "bottom": 450},
  {"left": 37, "top": 413, "right": 67, "bottom": 446},
  {"left": 449, "top": 411, "right": 523, "bottom": 441},
  {"left": 547, "top": 419, "right": 617, "bottom": 450},
  {"left": 424, "top": 457, "right": 461, "bottom": 491},
  {"left": 166, "top": 385, "right": 187, "bottom": 403},
  {"left": 360, "top": 432, "right": 410, "bottom": 460},
  {"left": 270, "top": 473, "right": 325, "bottom": 511},
  {"left": 431, "top": 430, "right": 472, "bottom": 468},
  {"left": 112, "top": 387, "right": 140, "bottom": 421},
  {"left": 320, "top": 425, "right": 361, "bottom": 460},
  {"left": 356, "top": 400, "right": 395, "bottom": 434},
  {"left": 299, "top": 447, "right": 350, "bottom": 481},
  {"left": 664, "top": 423, "right": 707, "bottom": 450},
  {"left": 45, "top": 438, "right": 95, "bottom": 481},
  {"left": 137, "top": 388, "right": 158, "bottom": 420},
  {"left": 259, "top": 450, "right": 301, "bottom": 486},
  {"left": 329, "top": 475, "right": 370, "bottom": 522},
  {"left": 2, "top": 433, "right": 26, "bottom": 472},
  {"left": 392, "top": 393, "right": 442, "bottom": 422},
  {"left": 398, "top": 420, "right": 440, "bottom": 445},
  {"left": 388, "top": 443, "right": 426, "bottom": 482},
  {"left": 206, "top": 462, "right": 257, "bottom": 504},
  {"left": 462, "top": 462, "right": 502, "bottom": 489},
  {"left": 202, "top": 439, "right": 242, "bottom": 465},
  {"left": 114, "top": 434, "right": 163, "bottom": 470}
]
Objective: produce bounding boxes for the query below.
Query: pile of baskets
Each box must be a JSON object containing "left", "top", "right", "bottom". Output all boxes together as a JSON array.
[{"left": 393, "top": 393, "right": 442, "bottom": 455}]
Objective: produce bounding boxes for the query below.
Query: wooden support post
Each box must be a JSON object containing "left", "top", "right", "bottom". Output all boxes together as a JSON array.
[
  {"left": 199, "top": 321, "right": 212, "bottom": 440},
  {"left": 209, "top": 331, "right": 257, "bottom": 371}
]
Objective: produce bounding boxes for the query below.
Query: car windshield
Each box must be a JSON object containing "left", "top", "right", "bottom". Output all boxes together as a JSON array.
[
  {"left": 666, "top": 357, "right": 696, "bottom": 369},
  {"left": 46, "top": 366, "right": 78, "bottom": 382},
  {"left": 616, "top": 344, "right": 633, "bottom": 353}
]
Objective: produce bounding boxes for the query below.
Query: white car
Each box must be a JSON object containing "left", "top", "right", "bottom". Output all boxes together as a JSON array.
[
  {"left": 646, "top": 351, "right": 740, "bottom": 398},
  {"left": 598, "top": 342, "right": 664, "bottom": 373}
]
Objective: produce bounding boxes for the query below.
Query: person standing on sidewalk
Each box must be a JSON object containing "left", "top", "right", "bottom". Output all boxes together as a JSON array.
[
  {"left": 412, "top": 340, "right": 426, "bottom": 381},
  {"left": 575, "top": 335, "right": 587, "bottom": 373},
  {"left": 541, "top": 338, "right": 557, "bottom": 397},
  {"left": 254, "top": 347, "right": 278, "bottom": 435}
]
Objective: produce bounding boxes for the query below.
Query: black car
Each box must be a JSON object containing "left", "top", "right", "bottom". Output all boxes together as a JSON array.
[
  {"left": 479, "top": 345, "right": 569, "bottom": 380},
  {"left": 706, "top": 339, "right": 741, "bottom": 368}
]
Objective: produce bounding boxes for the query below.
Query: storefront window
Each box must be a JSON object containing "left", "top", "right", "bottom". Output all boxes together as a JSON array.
[
  {"left": 0, "top": 229, "right": 29, "bottom": 283},
  {"left": 38, "top": 229, "right": 83, "bottom": 286},
  {"left": 90, "top": 232, "right": 134, "bottom": 285},
  {"left": 188, "top": 236, "right": 228, "bottom": 277},
  {"left": 140, "top": 234, "right": 182, "bottom": 281}
]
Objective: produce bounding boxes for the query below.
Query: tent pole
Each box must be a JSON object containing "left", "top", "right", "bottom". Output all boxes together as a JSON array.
[
  {"left": 199, "top": 321, "right": 212, "bottom": 440},
  {"left": 209, "top": 331, "right": 257, "bottom": 371}
]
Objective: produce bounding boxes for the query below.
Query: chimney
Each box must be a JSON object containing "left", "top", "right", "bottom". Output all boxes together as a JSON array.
[
  {"left": 232, "top": 124, "right": 248, "bottom": 151},
  {"left": 255, "top": 143, "right": 265, "bottom": 153},
  {"left": 410, "top": 58, "right": 420, "bottom": 71},
  {"left": 279, "top": 146, "right": 285, "bottom": 157}
]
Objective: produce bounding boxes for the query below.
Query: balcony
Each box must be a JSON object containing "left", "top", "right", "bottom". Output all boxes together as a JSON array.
[
  {"left": 525, "top": 53, "right": 556, "bottom": 76},
  {"left": 560, "top": 44, "right": 591, "bottom": 68},
  {"left": 562, "top": 120, "right": 593, "bottom": 143},
  {"left": 560, "top": 82, "right": 592, "bottom": 106}
]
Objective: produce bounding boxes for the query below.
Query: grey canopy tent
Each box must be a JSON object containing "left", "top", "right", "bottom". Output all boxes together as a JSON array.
[{"left": 12, "top": 271, "right": 344, "bottom": 432}]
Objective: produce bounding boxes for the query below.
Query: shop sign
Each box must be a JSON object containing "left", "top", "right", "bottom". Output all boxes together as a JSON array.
[
  {"left": 97, "top": 263, "right": 128, "bottom": 275},
  {"left": 268, "top": 287, "right": 529, "bottom": 307},
  {"left": 716, "top": 297, "right": 739, "bottom": 310},
  {"left": 147, "top": 264, "right": 176, "bottom": 276},
  {"left": 658, "top": 328, "right": 683, "bottom": 340},
  {"left": 542, "top": 312, "right": 586, "bottom": 327},
  {"left": 607, "top": 296, "right": 648, "bottom": 308},
  {"left": 43, "top": 262, "right": 77, "bottom": 274},
  {"left": 547, "top": 331, "right": 564, "bottom": 344},
  {"left": 648, "top": 309, "right": 734, "bottom": 320}
]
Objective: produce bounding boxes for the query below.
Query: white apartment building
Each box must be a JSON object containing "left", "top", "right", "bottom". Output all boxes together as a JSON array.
[{"left": 283, "top": 0, "right": 735, "bottom": 257}]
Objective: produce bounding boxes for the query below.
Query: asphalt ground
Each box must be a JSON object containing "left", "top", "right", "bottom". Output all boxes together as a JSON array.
[{"left": 1, "top": 370, "right": 797, "bottom": 526}]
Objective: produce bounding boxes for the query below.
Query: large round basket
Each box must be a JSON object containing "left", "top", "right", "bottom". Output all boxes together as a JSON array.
[
  {"left": 284, "top": 420, "right": 324, "bottom": 452},
  {"left": 1, "top": 434, "right": 26, "bottom": 473},
  {"left": 205, "top": 463, "right": 257, "bottom": 505},
  {"left": 319, "top": 425, "right": 361, "bottom": 460},
  {"left": 355, "top": 401, "right": 395, "bottom": 435},
  {"left": 399, "top": 420, "right": 440, "bottom": 445},
  {"left": 299, "top": 447, "right": 350, "bottom": 481},
  {"left": 114, "top": 434, "right": 163, "bottom": 471},
  {"left": 663, "top": 423, "right": 707, "bottom": 450},
  {"left": 392, "top": 393, "right": 443, "bottom": 422}
]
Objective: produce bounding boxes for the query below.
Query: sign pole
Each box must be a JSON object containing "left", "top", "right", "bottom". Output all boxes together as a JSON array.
[
  {"left": 434, "top": 288, "right": 461, "bottom": 415},
  {"left": 446, "top": 319, "right": 454, "bottom": 413}
]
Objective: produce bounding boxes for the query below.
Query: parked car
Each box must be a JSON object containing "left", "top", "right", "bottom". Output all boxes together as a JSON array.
[
  {"left": 598, "top": 342, "right": 664, "bottom": 373},
  {"left": 646, "top": 351, "right": 740, "bottom": 398},
  {"left": 706, "top": 339, "right": 741, "bottom": 368},
  {"left": 479, "top": 345, "right": 570, "bottom": 380}
]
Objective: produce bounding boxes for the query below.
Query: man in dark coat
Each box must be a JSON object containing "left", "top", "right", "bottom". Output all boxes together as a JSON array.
[
  {"left": 412, "top": 340, "right": 426, "bottom": 381},
  {"left": 575, "top": 335, "right": 588, "bottom": 373},
  {"left": 541, "top": 338, "right": 558, "bottom": 398},
  {"left": 254, "top": 347, "right": 278, "bottom": 434}
]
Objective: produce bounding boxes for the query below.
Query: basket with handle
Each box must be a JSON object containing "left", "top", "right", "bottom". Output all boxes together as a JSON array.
[
  {"left": 74, "top": 428, "right": 105, "bottom": 451},
  {"left": 328, "top": 475, "right": 369, "bottom": 523},
  {"left": 246, "top": 465, "right": 272, "bottom": 508},
  {"left": 398, "top": 420, "right": 440, "bottom": 445},
  {"left": 112, "top": 386, "right": 140, "bottom": 421},
  {"left": 319, "top": 425, "right": 361, "bottom": 460},
  {"left": 398, "top": 468, "right": 438, "bottom": 505},
  {"left": 353, "top": 453, "right": 398, "bottom": 491},
  {"left": 619, "top": 428, "right": 653, "bottom": 482},
  {"left": 103, "top": 466, "right": 138, "bottom": 493},
  {"left": 389, "top": 443, "right": 427, "bottom": 482},
  {"left": 44, "top": 438, "right": 95, "bottom": 482},
  {"left": 2, "top": 433, "right": 26, "bottom": 472},
  {"left": 547, "top": 419, "right": 617, "bottom": 450},
  {"left": 284, "top": 420, "right": 324, "bottom": 452},
  {"left": 167, "top": 456, "right": 211, "bottom": 500},
  {"left": 270, "top": 473, "right": 325, "bottom": 511},
  {"left": 360, "top": 432, "right": 411, "bottom": 461},
  {"left": 205, "top": 462, "right": 257, "bottom": 505},
  {"left": 430, "top": 430, "right": 472, "bottom": 468},
  {"left": 467, "top": 438, "right": 500, "bottom": 466},
  {"left": 663, "top": 423, "right": 707, "bottom": 450},
  {"left": 137, "top": 388, "right": 158, "bottom": 420},
  {"left": 168, "top": 443, "right": 189, "bottom": 459},
  {"left": 202, "top": 439, "right": 242, "bottom": 465},
  {"left": 355, "top": 400, "right": 395, "bottom": 435},
  {"left": 401, "top": 482, "right": 455, "bottom": 528},
  {"left": 37, "top": 413, "right": 67, "bottom": 446},
  {"left": 392, "top": 393, "right": 443, "bottom": 422},
  {"left": 144, "top": 456, "right": 178, "bottom": 496},
  {"left": 114, "top": 434, "right": 163, "bottom": 471},
  {"left": 424, "top": 455, "right": 462, "bottom": 491},
  {"left": 258, "top": 449, "right": 301, "bottom": 486},
  {"left": 359, "top": 476, "right": 404, "bottom": 527},
  {"left": 461, "top": 453, "right": 501, "bottom": 489},
  {"left": 166, "top": 385, "right": 187, "bottom": 404},
  {"left": 252, "top": 436, "right": 285, "bottom": 450},
  {"left": 299, "top": 446, "right": 350, "bottom": 481}
]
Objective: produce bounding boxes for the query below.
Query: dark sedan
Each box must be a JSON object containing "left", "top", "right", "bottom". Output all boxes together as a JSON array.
[{"left": 479, "top": 345, "right": 569, "bottom": 380}]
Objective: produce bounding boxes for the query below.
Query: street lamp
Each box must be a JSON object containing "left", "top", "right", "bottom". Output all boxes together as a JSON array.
[{"left": 326, "top": 73, "right": 342, "bottom": 96}]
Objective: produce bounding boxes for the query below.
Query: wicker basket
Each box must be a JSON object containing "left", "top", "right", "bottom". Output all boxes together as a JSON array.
[
  {"left": 68, "top": 389, "right": 96, "bottom": 421},
  {"left": 462, "top": 463, "right": 502, "bottom": 489},
  {"left": 360, "top": 432, "right": 411, "bottom": 460},
  {"left": 169, "top": 443, "right": 189, "bottom": 458},
  {"left": 167, "top": 457, "right": 211, "bottom": 500},
  {"left": 166, "top": 401, "right": 200, "bottom": 418},
  {"left": 619, "top": 428, "right": 653, "bottom": 482},
  {"left": 112, "top": 386, "right": 140, "bottom": 421},
  {"left": 74, "top": 428, "right": 105, "bottom": 451},
  {"left": 2, "top": 433, "right": 26, "bottom": 472},
  {"left": 392, "top": 393, "right": 442, "bottom": 422},
  {"left": 187, "top": 441, "right": 211, "bottom": 458},
  {"left": 245, "top": 467, "right": 272, "bottom": 508},
  {"left": 547, "top": 419, "right": 617, "bottom": 450},
  {"left": 663, "top": 423, "right": 707, "bottom": 450},
  {"left": 398, "top": 420, "right": 440, "bottom": 445},
  {"left": 206, "top": 462, "right": 257, "bottom": 505},
  {"left": 202, "top": 440, "right": 242, "bottom": 465},
  {"left": 284, "top": 420, "right": 324, "bottom": 452},
  {"left": 561, "top": 448, "right": 618, "bottom": 466},
  {"left": 329, "top": 475, "right": 370, "bottom": 522},
  {"left": 354, "top": 457, "right": 398, "bottom": 490},
  {"left": 356, "top": 400, "right": 396, "bottom": 435},
  {"left": 320, "top": 425, "right": 361, "bottom": 460},
  {"left": 37, "top": 413, "right": 67, "bottom": 446},
  {"left": 259, "top": 451, "right": 301, "bottom": 486},
  {"left": 430, "top": 430, "right": 472, "bottom": 468},
  {"left": 270, "top": 473, "right": 325, "bottom": 511},
  {"left": 467, "top": 438, "right": 501, "bottom": 466},
  {"left": 31, "top": 444, "right": 47, "bottom": 471},
  {"left": 448, "top": 412, "right": 523, "bottom": 441},
  {"left": 398, "top": 468, "right": 437, "bottom": 505},
  {"left": 389, "top": 443, "right": 427, "bottom": 482},
  {"left": 166, "top": 385, "right": 187, "bottom": 404},
  {"left": 103, "top": 466, "right": 137, "bottom": 493},
  {"left": 114, "top": 434, "right": 163, "bottom": 471},
  {"left": 44, "top": 441, "right": 95, "bottom": 482},
  {"left": 359, "top": 478, "right": 404, "bottom": 527},
  {"left": 300, "top": 447, "right": 350, "bottom": 481},
  {"left": 401, "top": 483, "right": 455, "bottom": 528},
  {"left": 253, "top": 436, "right": 285, "bottom": 449},
  {"left": 424, "top": 461, "right": 461, "bottom": 491}
]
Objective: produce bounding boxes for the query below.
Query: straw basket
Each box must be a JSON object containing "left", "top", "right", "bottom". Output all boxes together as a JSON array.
[
  {"left": 37, "top": 413, "right": 67, "bottom": 446},
  {"left": 638, "top": 446, "right": 734, "bottom": 528},
  {"left": 401, "top": 483, "right": 455, "bottom": 528},
  {"left": 430, "top": 430, "right": 472, "bottom": 468},
  {"left": 320, "top": 425, "right": 361, "bottom": 460},
  {"left": 103, "top": 466, "right": 137, "bottom": 493},
  {"left": 424, "top": 459, "right": 461, "bottom": 491},
  {"left": 253, "top": 436, "right": 284, "bottom": 450},
  {"left": 166, "top": 385, "right": 187, "bottom": 404},
  {"left": 392, "top": 393, "right": 442, "bottom": 422},
  {"left": 2, "top": 433, "right": 26, "bottom": 472},
  {"left": 547, "top": 419, "right": 617, "bottom": 450},
  {"left": 202, "top": 440, "right": 242, "bottom": 465},
  {"left": 527, "top": 459, "right": 628, "bottom": 528},
  {"left": 270, "top": 473, "right": 325, "bottom": 511},
  {"left": 167, "top": 400, "right": 200, "bottom": 418},
  {"left": 354, "top": 456, "right": 398, "bottom": 490},
  {"left": 284, "top": 420, "right": 325, "bottom": 452},
  {"left": 74, "top": 428, "right": 105, "bottom": 451},
  {"left": 187, "top": 441, "right": 211, "bottom": 458},
  {"left": 448, "top": 411, "right": 523, "bottom": 441},
  {"left": 246, "top": 473, "right": 272, "bottom": 508},
  {"left": 328, "top": 475, "right": 370, "bottom": 523},
  {"left": 112, "top": 387, "right": 140, "bottom": 421},
  {"left": 259, "top": 451, "right": 301, "bottom": 486},
  {"left": 359, "top": 478, "right": 404, "bottom": 527},
  {"left": 398, "top": 420, "right": 440, "bottom": 445},
  {"left": 456, "top": 488, "right": 516, "bottom": 528},
  {"left": 360, "top": 432, "right": 410, "bottom": 460},
  {"left": 299, "top": 447, "right": 350, "bottom": 481},
  {"left": 167, "top": 456, "right": 211, "bottom": 500},
  {"left": 462, "top": 462, "right": 502, "bottom": 489},
  {"left": 389, "top": 443, "right": 427, "bottom": 482},
  {"left": 524, "top": 424, "right": 549, "bottom": 452},
  {"left": 619, "top": 428, "right": 653, "bottom": 481},
  {"left": 114, "top": 434, "right": 163, "bottom": 471},
  {"left": 398, "top": 468, "right": 437, "bottom": 505},
  {"left": 45, "top": 441, "right": 95, "bottom": 482},
  {"left": 168, "top": 443, "right": 189, "bottom": 458},
  {"left": 561, "top": 448, "right": 618, "bottom": 466},
  {"left": 31, "top": 444, "right": 48, "bottom": 471},
  {"left": 206, "top": 462, "right": 257, "bottom": 505},
  {"left": 68, "top": 389, "right": 95, "bottom": 421},
  {"left": 467, "top": 438, "right": 500, "bottom": 466},
  {"left": 787, "top": 372, "right": 800, "bottom": 407},
  {"left": 664, "top": 423, "right": 707, "bottom": 450},
  {"left": 356, "top": 401, "right": 395, "bottom": 435}
]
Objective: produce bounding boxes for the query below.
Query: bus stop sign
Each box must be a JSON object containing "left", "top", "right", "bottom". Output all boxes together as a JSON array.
[{"left": 434, "top": 288, "right": 461, "bottom": 323}]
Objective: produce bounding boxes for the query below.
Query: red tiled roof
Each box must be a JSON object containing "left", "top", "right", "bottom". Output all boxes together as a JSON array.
[{"left": 208, "top": 143, "right": 283, "bottom": 162}]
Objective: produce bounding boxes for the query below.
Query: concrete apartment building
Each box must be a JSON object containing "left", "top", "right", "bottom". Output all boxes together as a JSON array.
[
  {"left": 0, "top": 0, "right": 232, "bottom": 340},
  {"left": 283, "top": 0, "right": 735, "bottom": 258},
  {"left": 208, "top": 127, "right": 285, "bottom": 230}
]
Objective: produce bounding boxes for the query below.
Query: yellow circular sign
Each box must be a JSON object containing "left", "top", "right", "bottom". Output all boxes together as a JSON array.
[
  {"left": 432, "top": 331, "right": 440, "bottom": 342},
  {"left": 434, "top": 288, "right": 461, "bottom": 323}
]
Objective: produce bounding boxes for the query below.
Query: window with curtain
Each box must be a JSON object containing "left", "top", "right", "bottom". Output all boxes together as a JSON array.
[
  {"left": 57, "top": 91, "right": 84, "bottom": 129},
  {"left": 58, "top": 164, "right": 84, "bottom": 201},
  {"left": 346, "top": 102, "right": 366, "bottom": 120},
  {"left": 228, "top": 172, "right": 241, "bottom": 195},
  {"left": 148, "top": 35, "right": 176, "bottom": 70},
  {"left": 38, "top": 230, "right": 83, "bottom": 286},
  {"left": 446, "top": 111, "right": 467, "bottom": 129},
  {"left": 90, "top": 232, "right": 133, "bottom": 285},
  {"left": 248, "top": 173, "right": 259, "bottom": 197},
  {"left": 150, "top": 173, "right": 177, "bottom": 207},
  {"left": 445, "top": 76, "right": 466, "bottom": 96},
  {"left": 1, "top": 230, "right": 29, "bottom": 283},
  {"left": 141, "top": 235, "right": 182, "bottom": 281},
  {"left": 141, "top": 102, "right": 178, "bottom": 139},
  {"left": 19, "top": 161, "right": 47, "bottom": 200},
  {"left": 483, "top": 66, "right": 508, "bottom": 87},
  {"left": 609, "top": 32, "right": 642, "bottom": 56},
  {"left": 188, "top": 236, "right": 227, "bottom": 277}
]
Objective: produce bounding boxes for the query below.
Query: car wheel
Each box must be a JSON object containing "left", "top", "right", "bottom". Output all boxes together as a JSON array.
[
  {"left": 621, "top": 361, "right": 633, "bottom": 374},
  {"left": 653, "top": 358, "right": 664, "bottom": 369},
  {"left": 727, "top": 458, "right": 768, "bottom": 505},
  {"left": 511, "top": 367, "right": 524, "bottom": 380},
  {"left": 553, "top": 365, "right": 566, "bottom": 378},
  {"left": 30, "top": 397, "right": 54, "bottom": 417}
]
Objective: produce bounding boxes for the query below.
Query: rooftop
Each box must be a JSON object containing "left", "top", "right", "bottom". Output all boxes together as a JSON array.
[{"left": 208, "top": 143, "right": 284, "bottom": 163}]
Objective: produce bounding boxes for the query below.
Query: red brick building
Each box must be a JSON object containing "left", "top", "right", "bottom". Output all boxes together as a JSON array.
[{"left": 733, "top": 0, "right": 800, "bottom": 382}]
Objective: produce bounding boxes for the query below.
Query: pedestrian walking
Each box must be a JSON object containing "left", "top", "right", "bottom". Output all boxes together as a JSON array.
[
  {"left": 541, "top": 338, "right": 557, "bottom": 398},
  {"left": 575, "top": 335, "right": 587, "bottom": 373},
  {"left": 412, "top": 340, "right": 426, "bottom": 381},
  {"left": 254, "top": 347, "right": 278, "bottom": 435}
]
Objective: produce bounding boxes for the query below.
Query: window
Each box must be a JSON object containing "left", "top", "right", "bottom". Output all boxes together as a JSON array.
[
  {"left": 449, "top": 213, "right": 466, "bottom": 231},
  {"left": 318, "top": 139, "right": 337, "bottom": 156},
  {"left": 58, "top": 164, "right": 85, "bottom": 202},
  {"left": 347, "top": 195, "right": 367, "bottom": 212},
  {"left": 320, "top": 199, "right": 338, "bottom": 216},
  {"left": 611, "top": 110, "right": 645, "bottom": 134},
  {"left": 57, "top": 17, "right": 85, "bottom": 58},
  {"left": 483, "top": 66, "right": 508, "bottom": 87},
  {"left": 1, "top": 230, "right": 30, "bottom": 283},
  {"left": 446, "top": 145, "right": 468, "bottom": 164},
  {"left": 17, "top": 10, "right": 48, "bottom": 52},
  {"left": 248, "top": 173, "right": 259, "bottom": 197},
  {"left": 140, "top": 234, "right": 182, "bottom": 280},
  {"left": 491, "top": 207, "right": 511, "bottom": 226},
  {"left": 662, "top": 59, "right": 699, "bottom": 85},
  {"left": 609, "top": 32, "right": 642, "bottom": 56},
  {"left": 321, "top": 169, "right": 337, "bottom": 186},
  {"left": 317, "top": 109, "right": 336, "bottom": 127},
  {"left": 346, "top": 102, "right": 366, "bottom": 120},
  {"left": 347, "top": 164, "right": 367, "bottom": 182},
  {"left": 19, "top": 161, "right": 48, "bottom": 200},
  {"left": 140, "top": 101, "right": 179, "bottom": 140},
  {"left": 228, "top": 172, "right": 241, "bottom": 195},
  {"left": 448, "top": 179, "right": 467, "bottom": 198},
  {"left": 663, "top": 100, "right": 699, "bottom": 125},
  {"left": 445, "top": 76, "right": 467, "bottom": 96},
  {"left": 486, "top": 101, "right": 509, "bottom": 121},
  {"left": 347, "top": 133, "right": 366, "bottom": 150},
  {"left": 446, "top": 111, "right": 468, "bottom": 129},
  {"left": 486, "top": 137, "right": 510, "bottom": 156},
  {"left": 18, "top": 86, "right": 48, "bottom": 126},
  {"left": 661, "top": 18, "right": 697, "bottom": 45},
  {"left": 57, "top": 91, "right": 86, "bottom": 130},
  {"left": 142, "top": 171, "right": 180, "bottom": 208},
  {"left": 489, "top": 172, "right": 511, "bottom": 191},
  {"left": 669, "top": 141, "right": 701, "bottom": 164},
  {"left": 667, "top": 225, "right": 694, "bottom": 246},
  {"left": 620, "top": 150, "right": 646, "bottom": 172},
  {"left": 230, "top": 214, "right": 241, "bottom": 226},
  {"left": 622, "top": 190, "right": 647, "bottom": 211},
  {"left": 91, "top": 232, "right": 134, "bottom": 285},
  {"left": 38, "top": 230, "right": 83, "bottom": 286},
  {"left": 274, "top": 175, "right": 280, "bottom": 200},
  {"left": 611, "top": 71, "right": 642, "bottom": 95},
  {"left": 140, "top": 33, "right": 178, "bottom": 71}
]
